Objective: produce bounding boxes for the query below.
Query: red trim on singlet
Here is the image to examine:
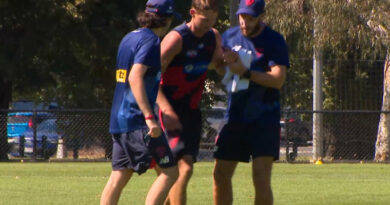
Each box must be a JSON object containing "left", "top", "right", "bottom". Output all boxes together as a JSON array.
[
  {"left": 158, "top": 109, "right": 166, "bottom": 131},
  {"left": 160, "top": 66, "right": 207, "bottom": 109}
]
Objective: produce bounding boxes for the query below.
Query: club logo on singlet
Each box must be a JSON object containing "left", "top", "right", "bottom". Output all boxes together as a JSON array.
[{"left": 186, "top": 50, "right": 198, "bottom": 58}]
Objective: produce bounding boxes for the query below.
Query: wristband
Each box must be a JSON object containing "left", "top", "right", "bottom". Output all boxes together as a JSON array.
[
  {"left": 145, "top": 114, "right": 155, "bottom": 121},
  {"left": 241, "top": 70, "right": 251, "bottom": 79}
]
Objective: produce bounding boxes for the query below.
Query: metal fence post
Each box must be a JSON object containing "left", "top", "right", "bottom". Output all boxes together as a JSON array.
[
  {"left": 33, "top": 110, "right": 37, "bottom": 160},
  {"left": 229, "top": 0, "right": 239, "bottom": 26},
  {"left": 313, "top": 2, "right": 324, "bottom": 161},
  {"left": 56, "top": 136, "right": 65, "bottom": 159},
  {"left": 19, "top": 136, "right": 25, "bottom": 157}
]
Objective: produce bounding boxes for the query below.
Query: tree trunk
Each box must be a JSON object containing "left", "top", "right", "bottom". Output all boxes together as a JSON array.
[
  {"left": 0, "top": 75, "right": 12, "bottom": 160},
  {"left": 375, "top": 51, "right": 390, "bottom": 161}
]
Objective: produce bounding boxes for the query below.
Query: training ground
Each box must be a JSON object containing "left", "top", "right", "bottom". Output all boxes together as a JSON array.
[{"left": 1, "top": 162, "right": 390, "bottom": 205}]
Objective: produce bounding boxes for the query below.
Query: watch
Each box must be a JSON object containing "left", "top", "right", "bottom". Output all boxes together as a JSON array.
[{"left": 241, "top": 70, "right": 251, "bottom": 79}]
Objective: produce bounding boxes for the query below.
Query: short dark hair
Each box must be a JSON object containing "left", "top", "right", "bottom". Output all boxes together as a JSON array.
[
  {"left": 137, "top": 11, "right": 170, "bottom": 29},
  {"left": 191, "top": 0, "right": 219, "bottom": 12}
]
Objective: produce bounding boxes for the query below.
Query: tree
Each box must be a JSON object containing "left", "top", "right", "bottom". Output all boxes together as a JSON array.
[
  {"left": 264, "top": 0, "right": 388, "bottom": 160},
  {"left": 0, "top": 0, "right": 200, "bottom": 159},
  {"left": 376, "top": 52, "right": 390, "bottom": 160},
  {"left": 364, "top": 0, "right": 390, "bottom": 161},
  {"left": 0, "top": 0, "right": 144, "bottom": 159}
]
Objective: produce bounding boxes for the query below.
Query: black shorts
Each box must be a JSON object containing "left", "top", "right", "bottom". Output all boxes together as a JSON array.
[
  {"left": 111, "top": 129, "right": 176, "bottom": 175},
  {"left": 160, "top": 107, "right": 202, "bottom": 162},
  {"left": 213, "top": 118, "right": 280, "bottom": 162}
]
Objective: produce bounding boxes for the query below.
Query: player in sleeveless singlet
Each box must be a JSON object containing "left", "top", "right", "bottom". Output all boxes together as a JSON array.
[{"left": 155, "top": 0, "right": 237, "bottom": 204}]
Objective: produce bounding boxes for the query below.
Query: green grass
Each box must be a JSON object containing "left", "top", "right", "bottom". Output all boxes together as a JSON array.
[{"left": 0, "top": 162, "right": 390, "bottom": 205}]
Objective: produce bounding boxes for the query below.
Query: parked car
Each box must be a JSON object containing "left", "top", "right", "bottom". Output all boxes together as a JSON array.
[
  {"left": 7, "top": 101, "right": 60, "bottom": 159},
  {"left": 202, "top": 106, "right": 227, "bottom": 146},
  {"left": 23, "top": 119, "right": 59, "bottom": 159},
  {"left": 280, "top": 112, "right": 312, "bottom": 161}
]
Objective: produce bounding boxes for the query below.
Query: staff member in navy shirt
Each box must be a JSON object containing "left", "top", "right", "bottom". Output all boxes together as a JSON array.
[
  {"left": 213, "top": 0, "right": 290, "bottom": 205},
  {"left": 101, "top": 1, "right": 180, "bottom": 204}
]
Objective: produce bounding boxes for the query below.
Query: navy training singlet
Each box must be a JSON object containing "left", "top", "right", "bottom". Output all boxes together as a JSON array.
[{"left": 160, "top": 23, "right": 216, "bottom": 109}]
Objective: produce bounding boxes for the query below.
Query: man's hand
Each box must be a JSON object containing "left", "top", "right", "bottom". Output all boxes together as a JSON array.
[
  {"left": 222, "top": 47, "right": 239, "bottom": 65},
  {"left": 145, "top": 119, "right": 162, "bottom": 138},
  {"left": 161, "top": 109, "right": 182, "bottom": 135},
  {"left": 228, "top": 58, "right": 247, "bottom": 76}
]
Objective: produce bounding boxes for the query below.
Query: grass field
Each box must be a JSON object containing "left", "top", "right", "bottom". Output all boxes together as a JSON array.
[{"left": 1, "top": 162, "right": 390, "bottom": 205}]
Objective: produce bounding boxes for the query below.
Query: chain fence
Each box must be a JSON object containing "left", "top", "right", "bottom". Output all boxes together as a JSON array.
[{"left": 0, "top": 109, "right": 383, "bottom": 163}]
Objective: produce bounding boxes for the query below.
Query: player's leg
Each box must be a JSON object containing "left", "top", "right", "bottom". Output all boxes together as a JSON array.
[
  {"left": 213, "top": 159, "right": 238, "bottom": 205},
  {"left": 100, "top": 169, "right": 133, "bottom": 205},
  {"left": 166, "top": 155, "right": 193, "bottom": 205},
  {"left": 213, "top": 123, "right": 249, "bottom": 205},
  {"left": 250, "top": 116, "right": 280, "bottom": 205},
  {"left": 146, "top": 165, "right": 179, "bottom": 205},
  {"left": 146, "top": 132, "right": 179, "bottom": 205},
  {"left": 164, "top": 108, "right": 201, "bottom": 205},
  {"left": 252, "top": 157, "right": 274, "bottom": 205}
]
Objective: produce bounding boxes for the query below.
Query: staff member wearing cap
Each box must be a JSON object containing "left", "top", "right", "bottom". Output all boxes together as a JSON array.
[
  {"left": 213, "top": 0, "right": 290, "bottom": 204},
  {"left": 100, "top": 1, "right": 180, "bottom": 205}
]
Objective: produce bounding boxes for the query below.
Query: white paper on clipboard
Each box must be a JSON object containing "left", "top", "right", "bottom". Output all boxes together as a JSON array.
[{"left": 222, "top": 46, "right": 252, "bottom": 93}]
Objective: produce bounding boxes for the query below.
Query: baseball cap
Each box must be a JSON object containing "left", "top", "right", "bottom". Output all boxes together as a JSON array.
[
  {"left": 145, "top": 0, "right": 181, "bottom": 19},
  {"left": 236, "top": 0, "right": 265, "bottom": 17}
]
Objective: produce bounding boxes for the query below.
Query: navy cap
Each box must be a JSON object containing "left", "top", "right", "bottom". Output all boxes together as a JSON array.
[
  {"left": 145, "top": 0, "right": 181, "bottom": 19},
  {"left": 236, "top": 0, "right": 265, "bottom": 17}
]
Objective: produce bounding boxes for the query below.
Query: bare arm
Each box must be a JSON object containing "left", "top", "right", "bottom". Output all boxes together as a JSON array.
[
  {"left": 208, "top": 28, "right": 225, "bottom": 75},
  {"left": 156, "top": 30, "right": 183, "bottom": 131},
  {"left": 209, "top": 28, "right": 238, "bottom": 76},
  {"left": 250, "top": 65, "right": 287, "bottom": 89},
  {"left": 156, "top": 30, "right": 182, "bottom": 113},
  {"left": 129, "top": 63, "right": 161, "bottom": 137}
]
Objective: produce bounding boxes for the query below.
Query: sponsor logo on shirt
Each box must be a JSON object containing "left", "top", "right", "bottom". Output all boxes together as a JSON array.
[
  {"left": 116, "top": 69, "right": 127, "bottom": 83},
  {"left": 184, "top": 64, "right": 194, "bottom": 73},
  {"left": 232, "top": 45, "right": 253, "bottom": 56},
  {"left": 184, "top": 63, "right": 208, "bottom": 74}
]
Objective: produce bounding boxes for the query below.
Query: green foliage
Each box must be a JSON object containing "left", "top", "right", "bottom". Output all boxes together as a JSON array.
[
  {"left": 0, "top": 0, "right": 131, "bottom": 108},
  {"left": 264, "top": 0, "right": 388, "bottom": 110},
  {"left": 1, "top": 0, "right": 389, "bottom": 110}
]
